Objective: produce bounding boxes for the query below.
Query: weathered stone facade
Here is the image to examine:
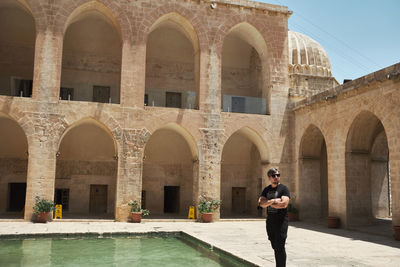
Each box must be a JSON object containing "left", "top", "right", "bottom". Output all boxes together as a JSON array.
[{"left": 0, "top": 0, "right": 399, "bottom": 238}]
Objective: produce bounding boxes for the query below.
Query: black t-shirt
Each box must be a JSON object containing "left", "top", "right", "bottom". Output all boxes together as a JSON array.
[{"left": 261, "top": 184, "right": 290, "bottom": 217}]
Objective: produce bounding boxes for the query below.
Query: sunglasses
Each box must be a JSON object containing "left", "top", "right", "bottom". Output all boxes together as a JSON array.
[{"left": 270, "top": 174, "right": 280, "bottom": 178}]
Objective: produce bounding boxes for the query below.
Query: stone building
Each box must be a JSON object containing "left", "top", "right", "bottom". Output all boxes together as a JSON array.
[{"left": 0, "top": 0, "right": 399, "bottom": 237}]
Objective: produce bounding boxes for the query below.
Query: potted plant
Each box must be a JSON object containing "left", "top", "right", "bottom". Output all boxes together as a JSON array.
[
  {"left": 197, "top": 198, "right": 221, "bottom": 223},
  {"left": 33, "top": 196, "right": 55, "bottom": 223},
  {"left": 327, "top": 216, "right": 340, "bottom": 228},
  {"left": 287, "top": 204, "right": 299, "bottom": 221},
  {"left": 128, "top": 200, "right": 149, "bottom": 223}
]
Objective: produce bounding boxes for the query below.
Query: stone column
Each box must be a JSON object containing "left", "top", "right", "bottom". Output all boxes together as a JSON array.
[
  {"left": 120, "top": 41, "right": 146, "bottom": 108},
  {"left": 196, "top": 43, "right": 224, "bottom": 220},
  {"left": 198, "top": 128, "right": 224, "bottom": 220},
  {"left": 115, "top": 128, "right": 150, "bottom": 222},
  {"left": 327, "top": 138, "right": 348, "bottom": 227},
  {"left": 24, "top": 114, "right": 65, "bottom": 221},
  {"left": 390, "top": 152, "right": 400, "bottom": 227},
  {"left": 32, "top": 30, "right": 63, "bottom": 102},
  {"left": 199, "top": 46, "right": 221, "bottom": 112}
]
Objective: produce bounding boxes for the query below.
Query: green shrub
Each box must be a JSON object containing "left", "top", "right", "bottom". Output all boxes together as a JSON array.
[
  {"left": 128, "top": 200, "right": 150, "bottom": 217},
  {"left": 33, "top": 196, "right": 55, "bottom": 214},
  {"left": 198, "top": 199, "right": 221, "bottom": 213}
]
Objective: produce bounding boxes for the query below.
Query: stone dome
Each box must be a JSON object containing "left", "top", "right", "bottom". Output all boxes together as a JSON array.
[{"left": 288, "top": 31, "right": 332, "bottom": 77}]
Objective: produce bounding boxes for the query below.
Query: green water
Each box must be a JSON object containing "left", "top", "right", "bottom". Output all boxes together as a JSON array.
[{"left": 0, "top": 235, "right": 249, "bottom": 267}]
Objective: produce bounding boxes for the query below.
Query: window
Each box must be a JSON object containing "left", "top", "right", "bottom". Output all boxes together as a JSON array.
[
  {"left": 60, "top": 87, "right": 74, "bottom": 100},
  {"left": 166, "top": 92, "right": 181, "bottom": 108},
  {"left": 93, "top": 85, "right": 110, "bottom": 103},
  {"left": 13, "top": 78, "right": 32, "bottom": 97}
]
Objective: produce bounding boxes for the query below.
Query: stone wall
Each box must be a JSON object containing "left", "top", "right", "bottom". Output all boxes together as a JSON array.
[
  {"left": 0, "top": 0, "right": 291, "bottom": 222},
  {"left": 293, "top": 63, "right": 400, "bottom": 227}
]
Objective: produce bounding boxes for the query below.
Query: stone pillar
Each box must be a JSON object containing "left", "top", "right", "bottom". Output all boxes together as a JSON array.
[
  {"left": 327, "top": 138, "right": 347, "bottom": 227},
  {"left": 199, "top": 46, "right": 221, "bottom": 112},
  {"left": 24, "top": 114, "right": 65, "bottom": 221},
  {"left": 198, "top": 128, "right": 224, "bottom": 220},
  {"left": 196, "top": 43, "right": 224, "bottom": 220},
  {"left": 390, "top": 153, "right": 400, "bottom": 227},
  {"left": 32, "top": 30, "right": 63, "bottom": 102},
  {"left": 115, "top": 128, "right": 150, "bottom": 222},
  {"left": 120, "top": 42, "right": 146, "bottom": 108}
]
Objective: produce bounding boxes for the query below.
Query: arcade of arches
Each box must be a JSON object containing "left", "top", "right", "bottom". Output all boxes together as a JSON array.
[{"left": 0, "top": 0, "right": 399, "bottom": 240}]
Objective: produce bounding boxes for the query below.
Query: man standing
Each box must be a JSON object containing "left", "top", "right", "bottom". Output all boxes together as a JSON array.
[{"left": 258, "top": 167, "right": 290, "bottom": 267}]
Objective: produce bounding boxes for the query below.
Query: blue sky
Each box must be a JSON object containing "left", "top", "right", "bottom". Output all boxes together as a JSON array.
[{"left": 261, "top": 0, "right": 400, "bottom": 84}]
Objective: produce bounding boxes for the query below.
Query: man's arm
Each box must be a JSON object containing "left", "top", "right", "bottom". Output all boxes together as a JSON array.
[
  {"left": 258, "top": 196, "right": 275, "bottom": 208},
  {"left": 270, "top": 196, "right": 290, "bottom": 209}
]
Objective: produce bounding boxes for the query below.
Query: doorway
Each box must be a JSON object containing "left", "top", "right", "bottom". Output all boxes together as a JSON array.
[
  {"left": 166, "top": 92, "right": 182, "bottom": 108},
  {"left": 232, "top": 187, "right": 246, "bottom": 214},
  {"left": 164, "top": 186, "right": 180, "bottom": 213},
  {"left": 89, "top": 185, "right": 108, "bottom": 214},
  {"left": 8, "top": 183, "right": 26, "bottom": 212}
]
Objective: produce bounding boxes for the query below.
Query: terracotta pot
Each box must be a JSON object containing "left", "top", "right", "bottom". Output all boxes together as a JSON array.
[
  {"left": 131, "top": 212, "right": 142, "bottom": 223},
  {"left": 201, "top": 213, "right": 213, "bottom": 223},
  {"left": 393, "top": 226, "right": 400, "bottom": 241},
  {"left": 36, "top": 212, "right": 51, "bottom": 223},
  {"left": 288, "top": 212, "right": 299, "bottom": 222},
  {"left": 327, "top": 216, "right": 340, "bottom": 228}
]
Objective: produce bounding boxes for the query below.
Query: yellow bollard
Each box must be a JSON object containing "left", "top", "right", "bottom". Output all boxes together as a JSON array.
[
  {"left": 54, "top": 204, "right": 62, "bottom": 219},
  {"left": 188, "top": 206, "right": 195, "bottom": 219}
]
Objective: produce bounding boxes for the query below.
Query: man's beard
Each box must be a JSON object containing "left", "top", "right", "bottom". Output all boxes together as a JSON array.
[{"left": 272, "top": 181, "right": 279, "bottom": 185}]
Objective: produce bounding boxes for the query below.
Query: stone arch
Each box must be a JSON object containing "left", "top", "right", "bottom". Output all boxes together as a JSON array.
[
  {"left": 0, "top": 0, "right": 36, "bottom": 97},
  {"left": 221, "top": 127, "right": 268, "bottom": 218},
  {"left": 54, "top": 0, "right": 130, "bottom": 40},
  {"left": 0, "top": 112, "right": 29, "bottom": 218},
  {"left": 58, "top": 117, "right": 118, "bottom": 155},
  {"left": 345, "top": 110, "right": 390, "bottom": 226},
  {"left": 148, "top": 12, "right": 199, "bottom": 55},
  {"left": 221, "top": 21, "right": 270, "bottom": 114},
  {"left": 298, "top": 124, "right": 328, "bottom": 220},
  {"left": 135, "top": 4, "right": 208, "bottom": 51},
  {"left": 294, "top": 64, "right": 302, "bottom": 74},
  {"left": 61, "top": 1, "right": 123, "bottom": 103},
  {"left": 55, "top": 117, "right": 118, "bottom": 219},
  {"left": 142, "top": 122, "right": 198, "bottom": 218},
  {"left": 63, "top": 1, "right": 122, "bottom": 41},
  {"left": 145, "top": 12, "right": 200, "bottom": 109},
  {"left": 288, "top": 65, "right": 294, "bottom": 74},
  {"left": 304, "top": 65, "right": 311, "bottom": 75}
]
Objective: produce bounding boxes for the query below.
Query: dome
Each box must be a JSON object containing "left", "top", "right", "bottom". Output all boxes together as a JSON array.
[{"left": 288, "top": 31, "right": 332, "bottom": 77}]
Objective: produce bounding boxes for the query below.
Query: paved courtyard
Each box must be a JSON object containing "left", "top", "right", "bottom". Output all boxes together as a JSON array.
[{"left": 0, "top": 220, "right": 399, "bottom": 266}]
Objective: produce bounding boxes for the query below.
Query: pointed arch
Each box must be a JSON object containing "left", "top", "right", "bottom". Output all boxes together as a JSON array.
[
  {"left": 298, "top": 124, "right": 328, "bottom": 220},
  {"left": 148, "top": 12, "right": 199, "bottom": 56},
  {"left": 225, "top": 22, "right": 268, "bottom": 63},
  {"left": 221, "top": 22, "right": 270, "bottom": 114},
  {"left": 148, "top": 122, "right": 198, "bottom": 160},
  {"left": 345, "top": 110, "right": 390, "bottom": 226},
  {"left": 299, "top": 124, "right": 326, "bottom": 158},
  {"left": 145, "top": 12, "right": 200, "bottom": 109},
  {"left": 58, "top": 117, "right": 118, "bottom": 157},
  {"left": 63, "top": 1, "right": 122, "bottom": 41}
]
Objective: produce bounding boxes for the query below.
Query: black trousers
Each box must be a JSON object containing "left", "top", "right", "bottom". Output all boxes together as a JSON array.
[{"left": 266, "top": 216, "right": 288, "bottom": 267}]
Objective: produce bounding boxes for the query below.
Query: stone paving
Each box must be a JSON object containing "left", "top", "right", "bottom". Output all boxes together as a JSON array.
[{"left": 0, "top": 220, "right": 399, "bottom": 266}]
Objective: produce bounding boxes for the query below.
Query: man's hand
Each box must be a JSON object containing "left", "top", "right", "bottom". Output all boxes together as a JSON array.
[
  {"left": 270, "top": 196, "right": 290, "bottom": 209},
  {"left": 258, "top": 196, "right": 275, "bottom": 208}
]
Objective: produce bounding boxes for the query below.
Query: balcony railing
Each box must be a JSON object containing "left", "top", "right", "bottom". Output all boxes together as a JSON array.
[{"left": 222, "top": 95, "right": 266, "bottom": 115}]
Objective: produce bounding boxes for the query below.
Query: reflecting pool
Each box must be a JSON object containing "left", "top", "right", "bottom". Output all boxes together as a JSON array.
[{"left": 0, "top": 234, "right": 252, "bottom": 267}]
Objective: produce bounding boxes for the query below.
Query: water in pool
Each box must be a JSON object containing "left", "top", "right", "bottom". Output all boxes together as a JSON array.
[{"left": 0, "top": 235, "right": 250, "bottom": 266}]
